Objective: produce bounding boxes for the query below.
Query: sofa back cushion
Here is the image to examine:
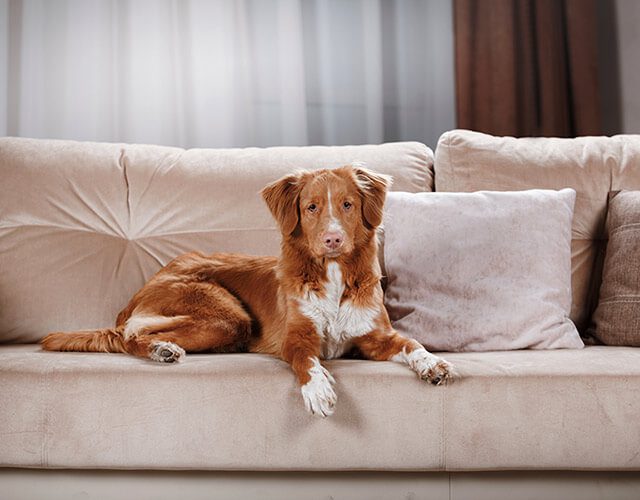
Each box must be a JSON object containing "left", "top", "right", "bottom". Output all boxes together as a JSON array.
[
  {"left": 434, "top": 129, "right": 640, "bottom": 332},
  {"left": 0, "top": 138, "right": 433, "bottom": 343}
]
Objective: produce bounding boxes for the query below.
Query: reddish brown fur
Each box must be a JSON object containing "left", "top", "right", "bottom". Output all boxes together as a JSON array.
[
  {"left": 280, "top": 308, "right": 322, "bottom": 385},
  {"left": 354, "top": 327, "right": 422, "bottom": 361},
  {"left": 42, "top": 165, "right": 439, "bottom": 393},
  {"left": 41, "top": 328, "right": 126, "bottom": 353}
]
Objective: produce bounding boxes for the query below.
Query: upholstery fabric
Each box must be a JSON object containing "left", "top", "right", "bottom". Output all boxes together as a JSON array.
[
  {"left": 383, "top": 189, "right": 583, "bottom": 351},
  {"left": 591, "top": 191, "right": 640, "bottom": 345},
  {"left": 434, "top": 129, "right": 640, "bottom": 332},
  {"left": 1, "top": 344, "right": 639, "bottom": 471},
  {"left": 0, "top": 138, "right": 433, "bottom": 344}
]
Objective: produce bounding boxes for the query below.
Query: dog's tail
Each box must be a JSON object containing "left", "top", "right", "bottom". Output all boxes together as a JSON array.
[{"left": 41, "top": 327, "right": 126, "bottom": 353}]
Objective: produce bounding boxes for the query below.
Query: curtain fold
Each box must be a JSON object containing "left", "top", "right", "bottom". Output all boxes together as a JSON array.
[
  {"left": 0, "top": 0, "right": 456, "bottom": 149},
  {"left": 454, "top": 0, "right": 603, "bottom": 137}
]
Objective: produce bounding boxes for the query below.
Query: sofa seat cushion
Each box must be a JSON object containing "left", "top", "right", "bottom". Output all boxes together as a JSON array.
[{"left": 2, "top": 345, "right": 640, "bottom": 471}]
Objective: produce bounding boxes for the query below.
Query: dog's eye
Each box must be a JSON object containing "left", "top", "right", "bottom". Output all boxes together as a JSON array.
[
  {"left": 343, "top": 201, "right": 352, "bottom": 210},
  {"left": 307, "top": 204, "right": 317, "bottom": 213}
]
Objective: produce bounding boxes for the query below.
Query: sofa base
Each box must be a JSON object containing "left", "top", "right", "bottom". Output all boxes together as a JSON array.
[{"left": 2, "top": 469, "right": 640, "bottom": 500}]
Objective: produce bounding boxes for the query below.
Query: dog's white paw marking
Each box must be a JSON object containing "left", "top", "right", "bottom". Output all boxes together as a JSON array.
[
  {"left": 392, "top": 348, "right": 452, "bottom": 385},
  {"left": 301, "top": 357, "right": 337, "bottom": 417},
  {"left": 150, "top": 341, "right": 185, "bottom": 363}
]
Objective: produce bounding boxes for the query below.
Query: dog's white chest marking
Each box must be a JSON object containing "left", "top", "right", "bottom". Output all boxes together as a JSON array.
[{"left": 297, "top": 262, "right": 377, "bottom": 359}]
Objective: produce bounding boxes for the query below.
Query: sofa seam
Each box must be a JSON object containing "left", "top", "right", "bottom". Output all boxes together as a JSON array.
[
  {"left": 40, "top": 356, "right": 55, "bottom": 467},
  {"left": 438, "top": 130, "right": 454, "bottom": 193},
  {"left": 609, "top": 223, "right": 640, "bottom": 235},
  {"left": 441, "top": 381, "right": 446, "bottom": 471},
  {"left": 598, "top": 297, "right": 640, "bottom": 303}
]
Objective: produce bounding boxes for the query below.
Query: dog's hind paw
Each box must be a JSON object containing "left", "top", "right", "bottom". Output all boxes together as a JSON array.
[{"left": 150, "top": 341, "right": 185, "bottom": 363}]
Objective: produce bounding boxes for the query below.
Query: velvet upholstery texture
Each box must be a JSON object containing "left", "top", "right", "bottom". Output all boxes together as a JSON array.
[
  {"left": 383, "top": 189, "right": 583, "bottom": 351},
  {"left": 2, "top": 344, "right": 640, "bottom": 471},
  {"left": 0, "top": 138, "right": 433, "bottom": 344},
  {"left": 591, "top": 191, "right": 640, "bottom": 345},
  {"left": 434, "top": 129, "right": 640, "bottom": 332}
]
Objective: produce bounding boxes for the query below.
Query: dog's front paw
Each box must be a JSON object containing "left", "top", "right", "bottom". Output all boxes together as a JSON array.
[
  {"left": 407, "top": 350, "right": 452, "bottom": 385},
  {"left": 301, "top": 358, "right": 337, "bottom": 417},
  {"left": 422, "top": 359, "right": 451, "bottom": 385},
  {"left": 150, "top": 341, "right": 185, "bottom": 363}
]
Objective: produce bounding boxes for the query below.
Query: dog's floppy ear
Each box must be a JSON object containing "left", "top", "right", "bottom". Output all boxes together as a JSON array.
[
  {"left": 261, "top": 172, "right": 305, "bottom": 235},
  {"left": 353, "top": 166, "right": 392, "bottom": 229}
]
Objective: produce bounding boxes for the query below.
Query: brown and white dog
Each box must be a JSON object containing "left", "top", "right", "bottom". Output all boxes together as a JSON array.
[{"left": 42, "top": 165, "right": 451, "bottom": 417}]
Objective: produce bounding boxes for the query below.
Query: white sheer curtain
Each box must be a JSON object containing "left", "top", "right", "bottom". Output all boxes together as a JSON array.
[{"left": 0, "top": 0, "right": 455, "bottom": 148}]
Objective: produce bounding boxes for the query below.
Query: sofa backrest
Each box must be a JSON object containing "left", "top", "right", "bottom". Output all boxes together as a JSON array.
[
  {"left": 435, "top": 129, "right": 640, "bottom": 332},
  {"left": 0, "top": 137, "right": 433, "bottom": 343}
]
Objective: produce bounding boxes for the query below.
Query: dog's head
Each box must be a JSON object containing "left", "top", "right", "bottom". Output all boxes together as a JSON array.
[{"left": 262, "top": 164, "right": 391, "bottom": 259}]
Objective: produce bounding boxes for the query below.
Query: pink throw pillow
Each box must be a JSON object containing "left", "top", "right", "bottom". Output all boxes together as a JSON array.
[{"left": 383, "top": 189, "right": 583, "bottom": 351}]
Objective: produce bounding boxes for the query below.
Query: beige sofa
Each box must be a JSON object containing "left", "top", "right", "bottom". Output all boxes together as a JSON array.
[{"left": 1, "top": 131, "right": 640, "bottom": 499}]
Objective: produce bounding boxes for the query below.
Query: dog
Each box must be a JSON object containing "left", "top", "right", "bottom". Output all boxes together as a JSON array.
[{"left": 42, "top": 164, "right": 451, "bottom": 417}]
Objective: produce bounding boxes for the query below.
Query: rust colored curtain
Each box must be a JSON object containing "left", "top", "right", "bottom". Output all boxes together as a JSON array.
[{"left": 454, "top": 0, "right": 602, "bottom": 137}]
